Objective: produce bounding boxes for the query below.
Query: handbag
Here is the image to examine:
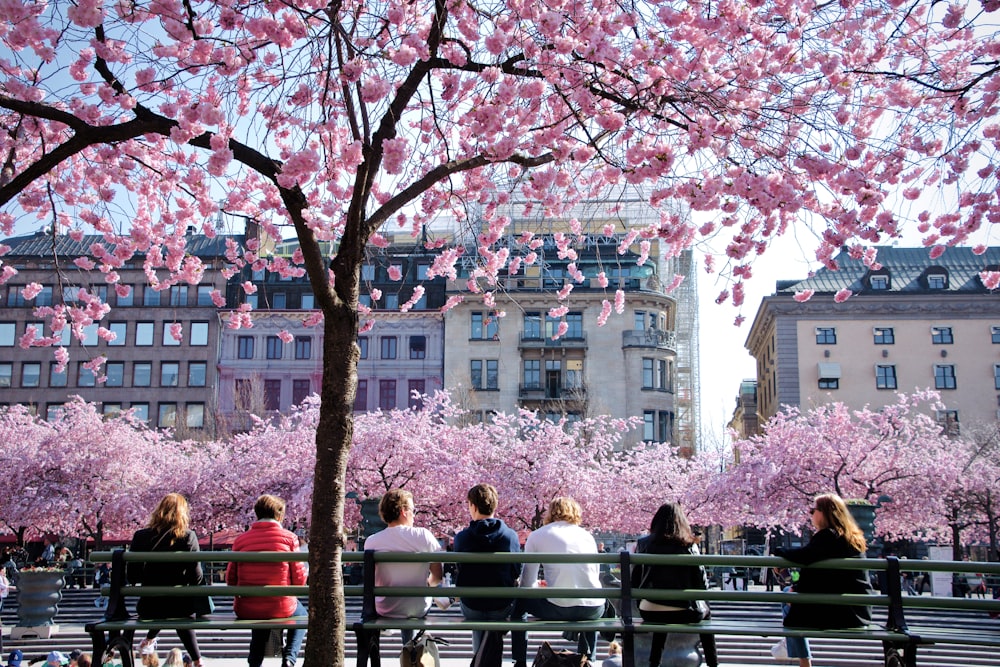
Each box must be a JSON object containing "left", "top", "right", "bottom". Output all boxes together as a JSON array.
[
  {"left": 400, "top": 629, "right": 447, "bottom": 667},
  {"left": 531, "top": 641, "right": 591, "bottom": 667},
  {"left": 770, "top": 638, "right": 790, "bottom": 662},
  {"left": 471, "top": 630, "right": 504, "bottom": 667}
]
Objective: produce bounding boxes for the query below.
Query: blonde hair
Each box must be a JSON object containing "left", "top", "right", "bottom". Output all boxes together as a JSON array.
[
  {"left": 545, "top": 496, "right": 582, "bottom": 525},
  {"left": 141, "top": 654, "right": 159, "bottom": 667},
  {"left": 607, "top": 641, "right": 622, "bottom": 657},
  {"left": 148, "top": 493, "right": 190, "bottom": 539},
  {"left": 163, "top": 650, "right": 183, "bottom": 667},
  {"left": 814, "top": 493, "right": 867, "bottom": 553}
]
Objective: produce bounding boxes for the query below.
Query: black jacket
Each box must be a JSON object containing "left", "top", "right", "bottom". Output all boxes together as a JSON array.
[
  {"left": 128, "top": 527, "right": 204, "bottom": 619},
  {"left": 775, "top": 528, "right": 873, "bottom": 629},
  {"left": 630, "top": 536, "right": 709, "bottom": 602},
  {"left": 453, "top": 518, "right": 522, "bottom": 611}
]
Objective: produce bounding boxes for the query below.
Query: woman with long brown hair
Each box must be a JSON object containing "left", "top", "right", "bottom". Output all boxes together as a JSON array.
[
  {"left": 127, "top": 494, "right": 205, "bottom": 667},
  {"left": 775, "top": 493, "right": 874, "bottom": 667}
]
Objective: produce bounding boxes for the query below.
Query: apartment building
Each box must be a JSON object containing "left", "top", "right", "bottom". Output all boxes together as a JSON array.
[
  {"left": 745, "top": 246, "right": 1000, "bottom": 432},
  {"left": 0, "top": 228, "right": 242, "bottom": 431}
]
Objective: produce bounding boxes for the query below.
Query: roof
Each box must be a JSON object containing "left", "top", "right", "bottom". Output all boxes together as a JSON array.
[
  {"left": 775, "top": 246, "right": 1000, "bottom": 295},
  {"left": 2, "top": 230, "right": 241, "bottom": 258}
]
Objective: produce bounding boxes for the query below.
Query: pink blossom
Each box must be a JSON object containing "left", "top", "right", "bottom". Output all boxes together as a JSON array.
[
  {"left": 793, "top": 290, "right": 815, "bottom": 302},
  {"left": 382, "top": 137, "right": 409, "bottom": 175},
  {"left": 387, "top": 265, "right": 403, "bottom": 281},
  {"left": 277, "top": 330, "right": 294, "bottom": 343},
  {"left": 614, "top": 289, "right": 625, "bottom": 313},
  {"left": 597, "top": 300, "right": 612, "bottom": 326},
  {"left": 980, "top": 271, "right": 1000, "bottom": 290},
  {"left": 834, "top": 288, "right": 852, "bottom": 303},
  {"left": 169, "top": 322, "right": 183, "bottom": 342}
]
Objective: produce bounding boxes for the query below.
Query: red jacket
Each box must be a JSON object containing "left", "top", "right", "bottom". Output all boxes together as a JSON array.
[{"left": 226, "top": 521, "right": 307, "bottom": 619}]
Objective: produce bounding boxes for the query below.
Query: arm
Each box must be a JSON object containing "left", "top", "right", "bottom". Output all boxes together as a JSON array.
[
  {"left": 775, "top": 530, "right": 836, "bottom": 566},
  {"left": 428, "top": 562, "right": 443, "bottom": 587},
  {"left": 184, "top": 531, "right": 205, "bottom": 585}
]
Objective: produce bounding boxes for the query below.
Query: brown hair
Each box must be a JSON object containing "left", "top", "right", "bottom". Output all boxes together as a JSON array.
[
  {"left": 379, "top": 489, "right": 413, "bottom": 523},
  {"left": 648, "top": 501, "right": 698, "bottom": 547},
  {"left": 254, "top": 494, "right": 286, "bottom": 521},
  {"left": 467, "top": 484, "right": 499, "bottom": 516},
  {"left": 545, "top": 496, "right": 582, "bottom": 525},
  {"left": 147, "top": 493, "right": 190, "bottom": 539},
  {"left": 814, "top": 493, "right": 867, "bottom": 553}
]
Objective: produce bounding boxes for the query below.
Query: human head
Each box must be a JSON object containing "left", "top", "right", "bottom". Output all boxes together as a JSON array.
[
  {"left": 648, "top": 501, "right": 698, "bottom": 545},
  {"left": 69, "top": 650, "right": 83, "bottom": 667},
  {"left": 811, "top": 493, "right": 867, "bottom": 553},
  {"left": 379, "top": 488, "right": 414, "bottom": 524},
  {"left": 47, "top": 652, "right": 68, "bottom": 667},
  {"left": 8, "top": 650, "right": 23, "bottom": 667},
  {"left": 607, "top": 641, "right": 622, "bottom": 657},
  {"left": 76, "top": 656, "right": 91, "bottom": 667},
  {"left": 181, "top": 655, "right": 192, "bottom": 667},
  {"left": 141, "top": 654, "right": 159, "bottom": 667},
  {"left": 467, "top": 484, "right": 499, "bottom": 517},
  {"left": 148, "top": 493, "right": 191, "bottom": 538},
  {"left": 254, "top": 494, "right": 287, "bottom": 521},
  {"left": 163, "top": 649, "right": 184, "bottom": 667},
  {"left": 545, "top": 496, "right": 582, "bottom": 525}
]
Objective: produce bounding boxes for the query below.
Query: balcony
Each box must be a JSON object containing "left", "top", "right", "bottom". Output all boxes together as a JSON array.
[
  {"left": 518, "top": 383, "right": 588, "bottom": 402},
  {"left": 622, "top": 328, "right": 677, "bottom": 353},
  {"left": 518, "top": 333, "right": 588, "bottom": 349}
]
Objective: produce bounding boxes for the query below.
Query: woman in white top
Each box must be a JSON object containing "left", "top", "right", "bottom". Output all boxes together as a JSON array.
[{"left": 512, "top": 497, "right": 604, "bottom": 666}]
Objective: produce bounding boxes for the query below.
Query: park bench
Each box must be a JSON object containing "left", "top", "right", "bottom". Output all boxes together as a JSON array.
[{"left": 86, "top": 549, "right": 1000, "bottom": 667}]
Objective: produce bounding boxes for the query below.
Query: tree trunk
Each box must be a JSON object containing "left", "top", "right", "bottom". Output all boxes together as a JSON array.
[{"left": 951, "top": 522, "right": 964, "bottom": 562}]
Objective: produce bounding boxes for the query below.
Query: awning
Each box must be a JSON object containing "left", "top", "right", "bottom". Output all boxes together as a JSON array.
[{"left": 817, "top": 362, "right": 842, "bottom": 379}]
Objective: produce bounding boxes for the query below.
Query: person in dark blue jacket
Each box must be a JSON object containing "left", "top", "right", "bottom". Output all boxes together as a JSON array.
[{"left": 453, "top": 484, "right": 523, "bottom": 659}]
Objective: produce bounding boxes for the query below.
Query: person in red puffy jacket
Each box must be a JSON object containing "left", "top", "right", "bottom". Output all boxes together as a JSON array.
[{"left": 226, "top": 495, "right": 308, "bottom": 667}]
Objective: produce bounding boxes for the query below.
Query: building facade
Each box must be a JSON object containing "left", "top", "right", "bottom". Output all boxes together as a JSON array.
[{"left": 745, "top": 246, "right": 1000, "bottom": 432}]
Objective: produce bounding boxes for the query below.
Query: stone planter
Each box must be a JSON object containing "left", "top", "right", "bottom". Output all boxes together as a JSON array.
[{"left": 11, "top": 568, "right": 65, "bottom": 639}]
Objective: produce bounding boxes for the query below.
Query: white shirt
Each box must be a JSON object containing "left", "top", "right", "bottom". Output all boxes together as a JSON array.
[
  {"left": 364, "top": 525, "right": 442, "bottom": 618},
  {"left": 520, "top": 521, "right": 603, "bottom": 607}
]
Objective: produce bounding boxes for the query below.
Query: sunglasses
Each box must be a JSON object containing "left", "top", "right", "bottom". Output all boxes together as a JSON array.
[{"left": 809, "top": 507, "right": 820, "bottom": 514}]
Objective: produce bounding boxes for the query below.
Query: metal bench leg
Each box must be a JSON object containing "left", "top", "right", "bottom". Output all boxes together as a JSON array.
[
  {"left": 355, "top": 629, "right": 381, "bottom": 667},
  {"left": 883, "top": 642, "right": 917, "bottom": 667}
]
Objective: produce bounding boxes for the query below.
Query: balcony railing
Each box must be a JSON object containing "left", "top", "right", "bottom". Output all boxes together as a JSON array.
[
  {"left": 518, "top": 333, "right": 588, "bottom": 349},
  {"left": 518, "top": 383, "right": 588, "bottom": 401},
  {"left": 622, "top": 328, "right": 677, "bottom": 352}
]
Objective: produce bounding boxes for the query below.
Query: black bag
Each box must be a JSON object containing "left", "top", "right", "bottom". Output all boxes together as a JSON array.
[
  {"left": 400, "top": 630, "right": 448, "bottom": 667},
  {"left": 531, "top": 641, "right": 591, "bottom": 667},
  {"left": 193, "top": 574, "right": 215, "bottom": 617},
  {"left": 471, "top": 630, "right": 504, "bottom": 667}
]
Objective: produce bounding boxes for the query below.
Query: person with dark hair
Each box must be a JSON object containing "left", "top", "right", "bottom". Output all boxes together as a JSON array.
[
  {"left": 127, "top": 493, "right": 204, "bottom": 667},
  {"left": 227, "top": 494, "right": 308, "bottom": 667},
  {"left": 775, "top": 493, "right": 874, "bottom": 667},
  {"left": 630, "top": 502, "right": 717, "bottom": 667},
  {"left": 453, "top": 484, "right": 522, "bottom": 657},
  {"left": 363, "top": 488, "right": 443, "bottom": 643},
  {"left": 512, "top": 496, "right": 604, "bottom": 667}
]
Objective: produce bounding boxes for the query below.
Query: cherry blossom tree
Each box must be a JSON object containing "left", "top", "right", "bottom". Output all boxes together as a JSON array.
[
  {"left": 711, "top": 392, "right": 961, "bottom": 542},
  {"left": 3, "top": 0, "right": 1000, "bottom": 663}
]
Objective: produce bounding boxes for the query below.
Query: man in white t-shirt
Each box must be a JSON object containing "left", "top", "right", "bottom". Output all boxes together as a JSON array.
[{"left": 363, "top": 489, "right": 443, "bottom": 643}]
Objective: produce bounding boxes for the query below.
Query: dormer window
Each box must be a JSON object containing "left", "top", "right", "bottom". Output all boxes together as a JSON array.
[
  {"left": 927, "top": 273, "right": 947, "bottom": 289},
  {"left": 868, "top": 272, "right": 890, "bottom": 290}
]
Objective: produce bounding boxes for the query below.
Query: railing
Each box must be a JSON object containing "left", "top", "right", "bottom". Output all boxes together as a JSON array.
[{"left": 622, "top": 328, "right": 677, "bottom": 351}]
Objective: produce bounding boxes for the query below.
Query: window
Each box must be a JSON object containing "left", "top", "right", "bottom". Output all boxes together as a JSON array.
[
  {"left": 818, "top": 362, "right": 841, "bottom": 390},
  {"left": 471, "top": 312, "right": 499, "bottom": 340},
  {"left": 108, "top": 322, "right": 127, "bottom": 346},
  {"left": 379, "top": 379, "right": 397, "bottom": 410},
  {"left": 0, "top": 363, "right": 11, "bottom": 388},
  {"left": 264, "top": 379, "right": 281, "bottom": 411},
  {"left": 567, "top": 360, "right": 583, "bottom": 390},
  {"left": 102, "top": 403, "right": 122, "bottom": 418},
  {"left": 234, "top": 379, "right": 254, "bottom": 410},
  {"left": 417, "top": 264, "right": 430, "bottom": 280},
  {"left": 131, "top": 403, "right": 149, "bottom": 422},
  {"left": 295, "top": 336, "right": 312, "bottom": 360},
  {"left": 524, "top": 312, "right": 542, "bottom": 339},
  {"left": 873, "top": 327, "right": 895, "bottom": 345},
  {"left": 117, "top": 286, "right": 134, "bottom": 307},
  {"left": 409, "top": 335, "right": 426, "bottom": 359},
  {"left": 162, "top": 323, "right": 181, "bottom": 346},
  {"left": 408, "top": 379, "right": 426, "bottom": 409},
  {"left": 190, "top": 322, "right": 208, "bottom": 346},
  {"left": 358, "top": 336, "right": 369, "bottom": 359},
  {"left": 0, "top": 322, "right": 14, "bottom": 346},
  {"left": 78, "top": 363, "right": 97, "bottom": 387},
  {"left": 62, "top": 286, "right": 79, "bottom": 303},
  {"left": 566, "top": 312, "right": 583, "bottom": 338},
  {"left": 158, "top": 403, "right": 177, "bottom": 428},
  {"left": 642, "top": 358, "right": 655, "bottom": 388},
  {"left": 266, "top": 335, "right": 283, "bottom": 360},
  {"left": 188, "top": 362, "right": 207, "bottom": 387},
  {"left": 82, "top": 324, "right": 99, "bottom": 346},
  {"left": 169, "top": 286, "right": 187, "bottom": 306},
  {"left": 815, "top": 327, "right": 836, "bottom": 344},
  {"left": 361, "top": 264, "right": 375, "bottom": 281},
  {"left": 186, "top": 403, "right": 205, "bottom": 429},
  {"left": 643, "top": 410, "right": 655, "bottom": 441},
  {"left": 524, "top": 359, "right": 540, "bottom": 388},
  {"left": 876, "top": 365, "right": 897, "bottom": 389},
  {"left": 380, "top": 336, "right": 397, "bottom": 359},
  {"left": 35, "top": 286, "right": 53, "bottom": 306},
  {"left": 934, "top": 364, "right": 956, "bottom": 389},
  {"left": 634, "top": 311, "right": 647, "bottom": 331},
  {"left": 197, "top": 286, "right": 214, "bottom": 306},
  {"left": 931, "top": 326, "right": 953, "bottom": 344},
  {"left": 471, "top": 359, "right": 499, "bottom": 390},
  {"left": 937, "top": 410, "right": 960, "bottom": 436},
  {"left": 21, "top": 362, "right": 40, "bottom": 388},
  {"left": 46, "top": 404, "right": 64, "bottom": 421},
  {"left": 161, "top": 362, "right": 179, "bottom": 387},
  {"left": 238, "top": 336, "right": 255, "bottom": 359},
  {"left": 870, "top": 275, "right": 889, "bottom": 290},
  {"left": 292, "top": 379, "right": 311, "bottom": 406},
  {"left": 354, "top": 379, "right": 368, "bottom": 411},
  {"left": 105, "top": 362, "right": 124, "bottom": 387},
  {"left": 301, "top": 293, "right": 315, "bottom": 309},
  {"left": 133, "top": 362, "right": 152, "bottom": 387},
  {"left": 56, "top": 326, "right": 71, "bottom": 347},
  {"left": 143, "top": 288, "right": 161, "bottom": 306},
  {"left": 658, "top": 411, "right": 672, "bottom": 443},
  {"left": 927, "top": 273, "right": 947, "bottom": 289},
  {"left": 657, "top": 359, "right": 668, "bottom": 390},
  {"left": 993, "top": 326, "right": 1000, "bottom": 344},
  {"left": 384, "top": 293, "right": 399, "bottom": 309},
  {"left": 272, "top": 292, "right": 286, "bottom": 309},
  {"left": 136, "top": 322, "right": 154, "bottom": 346},
  {"left": 994, "top": 364, "right": 1000, "bottom": 390},
  {"left": 50, "top": 363, "right": 67, "bottom": 387}
]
